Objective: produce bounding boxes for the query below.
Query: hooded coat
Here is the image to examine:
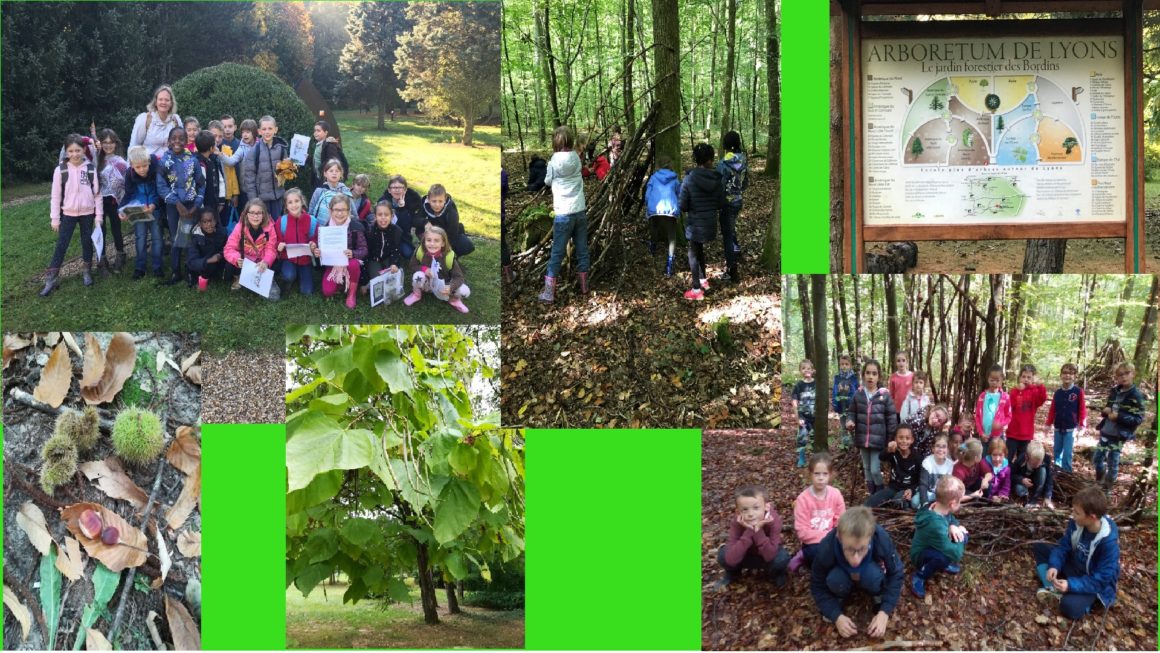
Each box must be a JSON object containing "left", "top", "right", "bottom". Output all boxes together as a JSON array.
[
  {"left": 644, "top": 168, "right": 680, "bottom": 218},
  {"left": 544, "top": 151, "right": 586, "bottom": 215},
  {"left": 1049, "top": 516, "right": 1120, "bottom": 608},
  {"left": 242, "top": 136, "right": 290, "bottom": 201},
  {"left": 679, "top": 167, "right": 725, "bottom": 243},
  {"left": 850, "top": 387, "right": 898, "bottom": 451}
]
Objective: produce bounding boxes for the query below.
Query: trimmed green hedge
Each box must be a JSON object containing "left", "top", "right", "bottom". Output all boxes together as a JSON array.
[
  {"left": 461, "top": 591, "right": 524, "bottom": 611},
  {"left": 172, "top": 63, "right": 314, "bottom": 190}
]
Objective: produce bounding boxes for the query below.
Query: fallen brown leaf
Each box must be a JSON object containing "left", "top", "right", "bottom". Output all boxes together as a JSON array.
[
  {"left": 55, "top": 537, "right": 86, "bottom": 582},
  {"left": 153, "top": 527, "right": 172, "bottom": 589},
  {"left": 166, "top": 427, "right": 201, "bottom": 476},
  {"left": 177, "top": 529, "right": 201, "bottom": 558},
  {"left": 79, "top": 333, "right": 106, "bottom": 388},
  {"left": 180, "top": 351, "right": 201, "bottom": 376},
  {"left": 61, "top": 332, "right": 83, "bottom": 359},
  {"left": 33, "top": 342, "right": 72, "bottom": 408},
  {"left": 80, "top": 332, "right": 136, "bottom": 405},
  {"left": 85, "top": 628, "right": 112, "bottom": 650},
  {"left": 166, "top": 466, "right": 201, "bottom": 530},
  {"left": 3, "top": 584, "right": 32, "bottom": 642},
  {"left": 164, "top": 595, "right": 201, "bottom": 651},
  {"left": 146, "top": 611, "right": 165, "bottom": 650},
  {"left": 2, "top": 334, "right": 32, "bottom": 370},
  {"left": 61, "top": 502, "right": 148, "bottom": 572},
  {"left": 16, "top": 501, "right": 54, "bottom": 556},
  {"left": 79, "top": 458, "right": 149, "bottom": 510},
  {"left": 44, "top": 332, "right": 61, "bottom": 347}
]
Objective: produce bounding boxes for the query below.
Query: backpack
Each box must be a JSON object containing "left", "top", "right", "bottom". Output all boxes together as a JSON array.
[
  {"left": 526, "top": 156, "right": 547, "bottom": 192},
  {"left": 313, "top": 188, "right": 348, "bottom": 223},
  {"left": 58, "top": 161, "right": 96, "bottom": 213},
  {"left": 280, "top": 214, "right": 318, "bottom": 241},
  {"left": 414, "top": 248, "right": 455, "bottom": 270}
]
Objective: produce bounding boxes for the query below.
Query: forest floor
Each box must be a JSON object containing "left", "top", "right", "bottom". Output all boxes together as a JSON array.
[
  {"left": 699, "top": 388, "right": 1159, "bottom": 650},
  {"left": 0, "top": 113, "right": 501, "bottom": 354},
  {"left": 2, "top": 332, "right": 202, "bottom": 651},
  {"left": 873, "top": 182, "right": 1160, "bottom": 273},
  {"left": 500, "top": 151, "right": 781, "bottom": 429},
  {"left": 285, "top": 584, "right": 524, "bottom": 649}
]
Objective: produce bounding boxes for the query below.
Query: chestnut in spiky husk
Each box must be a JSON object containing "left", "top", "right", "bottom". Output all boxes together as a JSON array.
[
  {"left": 39, "top": 434, "right": 78, "bottom": 494},
  {"left": 111, "top": 407, "right": 164, "bottom": 465}
]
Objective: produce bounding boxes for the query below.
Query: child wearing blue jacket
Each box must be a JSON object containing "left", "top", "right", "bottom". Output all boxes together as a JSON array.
[
  {"left": 716, "top": 131, "right": 748, "bottom": 282},
  {"left": 643, "top": 154, "right": 681, "bottom": 277},
  {"left": 157, "top": 126, "right": 205, "bottom": 285},
  {"left": 1033, "top": 485, "right": 1119, "bottom": 620},
  {"left": 121, "top": 146, "right": 163, "bottom": 279}
]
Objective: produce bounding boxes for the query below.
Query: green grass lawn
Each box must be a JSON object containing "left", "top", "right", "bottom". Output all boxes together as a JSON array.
[
  {"left": 286, "top": 584, "right": 524, "bottom": 650},
  {"left": 1, "top": 115, "right": 499, "bottom": 352},
  {"left": 1146, "top": 179, "right": 1159, "bottom": 208}
]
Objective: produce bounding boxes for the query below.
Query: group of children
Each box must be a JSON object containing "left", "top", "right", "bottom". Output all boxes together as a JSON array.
[
  {"left": 41, "top": 112, "right": 474, "bottom": 313},
  {"left": 532, "top": 125, "right": 748, "bottom": 303},
  {"left": 716, "top": 452, "right": 1122, "bottom": 636}
]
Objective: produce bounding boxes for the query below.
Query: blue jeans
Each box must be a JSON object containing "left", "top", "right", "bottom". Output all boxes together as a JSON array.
[
  {"left": 914, "top": 544, "right": 963, "bottom": 580},
  {"left": 825, "top": 557, "right": 885, "bottom": 601},
  {"left": 859, "top": 447, "right": 883, "bottom": 488},
  {"left": 1054, "top": 428, "right": 1075, "bottom": 472},
  {"left": 797, "top": 416, "right": 813, "bottom": 466},
  {"left": 717, "top": 545, "right": 790, "bottom": 583},
  {"left": 1033, "top": 543, "right": 1100, "bottom": 619},
  {"left": 1093, "top": 435, "right": 1124, "bottom": 484},
  {"left": 279, "top": 260, "right": 314, "bottom": 295},
  {"left": 719, "top": 203, "right": 741, "bottom": 271},
  {"left": 1013, "top": 464, "right": 1053, "bottom": 502},
  {"left": 546, "top": 210, "right": 590, "bottom": 278},
  {"left": 133, "top": 218, "right": 163, "bottom": 274},
  {"left": 264, "top": 198, "right": 283, "bottom": 222},
  {"left": 48, "top": 214, "right": 95, "bottom": 269}
]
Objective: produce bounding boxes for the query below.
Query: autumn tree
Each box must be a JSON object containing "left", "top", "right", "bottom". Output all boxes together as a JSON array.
[
  {"left": 395, "top": 2, "right": 501, "bottom": 146},
  {"left": 339, "top": 1, "right": 409, "bottom": 129},
  {"left": 244, "top": 2, "right": 315, "bottom": 82}
]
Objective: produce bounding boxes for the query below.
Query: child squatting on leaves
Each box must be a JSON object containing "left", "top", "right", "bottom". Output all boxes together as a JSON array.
[
  {"left": 1033, "top": 485, "right": 1120, "bottom": 620},
  {"left": 714, "top": 485, "right": 790, "bottom": 590},
  {"left": 789, "top": 452, "right": 845, "bottom": 574},
  {"left": 909, "top": 475, "right": 968, "bottom": 599}
]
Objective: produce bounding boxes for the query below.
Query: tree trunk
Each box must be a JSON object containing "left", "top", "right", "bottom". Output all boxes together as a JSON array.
[
  {"left": 853, "top": 275, "right": 862, "bottom": 358},
  {"left": 651, "top": 0, "right": 681, "bottom": 170},
  {"left": 1076, "top": 275, "right": 1095, "bottom": 364},
  {"left": 797, "top": 275, "right": 814, "bottom": 363},
  {"left": 830, "top": 276, "right": 843, "bottom": 361},
  {"left": 415, "top": 542, "right": 440, "bottom": 624},
  {"left": 719, "top": 0, "right": 738, "bottom": 138},
  {"left": 377, "top": 86, "right": 387, "bottom": 130},
  {"left": 1114, "top": 276, "right": 1136, "bottom": 329},
  {"left": 1133, "top": 274, "right": 1160, "bottom": 377},
  {"left": 764, "top": 0, "right": 779, "bottom": 175},
  {"left": 461, "top": 113, "right": 476, "bottom": 146},
  {"left": 837, "top": 275, "right": 855, "bottom": 357},
  {"left": 622, "top": 0, "right": 636, "bottom": 130},
  {"left": 446, "top": 582, "right": 460, "bottom": 614},
  {"left": 703, "top": 0, "right": 721, "bottom": 137},
  {"left": 884, "top": 274, "right": 900, "bottom": 365},
  {"left": 1022, "top": 239, "right": 1066, "bottom": 273},
  {"left": 811, "top": 275, "right": 831, "bottom": 450},
  {"left": 1003, "top": 274, "right": 1025, "bottom": 373},
  {"left": 979, "top": 276, "right": 1000, "bottom": 386},
  {"left": 828, "top": 16, "right": 843, "bottom": 271},
  {"left": 749, "top": 0, "right": 759, "bottom": 153},
  {"left": 1021, "top": 274, "right": 1040, "bottom": 364},
  {"left": 530, "top": 0, "right": 548, "bottom": 141},
  {"left": 539, "top": 0, "right": 562, "bottom": 128}
]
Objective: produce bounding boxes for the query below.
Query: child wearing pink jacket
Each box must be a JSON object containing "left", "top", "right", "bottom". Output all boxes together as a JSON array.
[
  {"left": 788, "top": 452, "right": 847, "bottom": 574},
  {"left": 975, "top": 364, "right": 1013, "bottom": 440},
  {"left": 224, "top": 199, "right": 280, "bottom": 300},
  {"left": 40, "top": 134, "right": 105, "bottom": 296}
]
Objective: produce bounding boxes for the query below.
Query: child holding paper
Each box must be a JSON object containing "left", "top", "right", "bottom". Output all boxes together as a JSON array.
[
  {"left": 404, "top": 225, "right": 471, "bottom": 314},
  {"left": 224, "top": 199, "right": 279, "bottom": 300},
  {"left": 311, "top": 193, "right": 366, "bottom": 310},
  {"left": 274, "top": 188, "right": 317, "bottom": 297}
]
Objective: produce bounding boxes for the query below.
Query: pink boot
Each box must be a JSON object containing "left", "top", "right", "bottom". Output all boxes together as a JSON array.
[
  {"left": 788, "top": 549, "right": 806, "bottom": 574},
  {"left": 345, "top": 283, "right": 358, "bottom": 309},
  {"left": 403, "top": 286, "right": 423, "bottom": 306},
  {"left": 448, "top": 297, "right": 469, "bottom": 314}
]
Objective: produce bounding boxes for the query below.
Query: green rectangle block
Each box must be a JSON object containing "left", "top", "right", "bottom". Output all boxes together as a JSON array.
[
  {"left": 781, "top": 1, "right": 831, "bottom": 273},
  {"left": 525, "top": 430, "right": 701, "bottom": 650},
  {"left": 201, "top": 423, "right": 286, "bottom": 650}
]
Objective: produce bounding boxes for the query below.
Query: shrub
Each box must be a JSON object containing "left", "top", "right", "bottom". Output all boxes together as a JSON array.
[
  {"left": 172, "top": 63, "right": 314, "bottom": 190},
  {"left": 461, "top": 591, "right": 524, "bottom": 611},
  {"left": 1145, "top": 142, "right": 1160, "bottom": 182}
]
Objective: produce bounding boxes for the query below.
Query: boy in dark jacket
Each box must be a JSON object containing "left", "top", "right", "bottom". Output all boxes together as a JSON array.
[
  {"left": 420, "top": 184, "right": 474, "bottom": 256},
  {"left": 909, "top": 476, "right": 967, "bottom": 598},
  {"left": 678, "top": 143, "right": 725, "bottom": 301},
  {"left": 866, "top": 426, "right": 921, "bottom": 509},
  {"left": 194, "top": 130, "right": 224, "bottom": 218},
  {"left": 810, "top": 507, "right": 904, "bottom": 639},
  {"left": 242, "top": 116, "right": 289, "bottom": 218},
  {"left": 121, "top": 146, "right": 162, "bottom": 279},
  {"left": 832, "top": 353, "right": 860, "bottom": 445},
  {"left": 187, "top": 209, "right": 228, "bottom": 288},
  {"left": 714, "top": 485, "right": 790, "bottom": 590},
  {"left": 1012, "top": 441, "right": 1055, "bottom": 509},
  {"left": 1034, "top": 486, "right": 1120, "bottom": 619},
  {"left": 1093, "top": 363, "right": 1146, "bottom": 490},
  {"left": 792, "top": 359, "right": 818, "bottom": 468}
]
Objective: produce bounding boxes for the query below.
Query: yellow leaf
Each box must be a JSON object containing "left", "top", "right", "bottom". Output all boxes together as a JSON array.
[
  {"left": 514, "top": 359, "right": 527, "bottom": 372},
  {"left": 3, "top": 584, "right": 32, "bottom": 642},
  {"left": 670, "top": 375, "right": 683, "bottom": 389}
]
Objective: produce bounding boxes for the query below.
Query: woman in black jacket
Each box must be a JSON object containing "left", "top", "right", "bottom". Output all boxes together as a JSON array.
[{"left": 379, "top": 174, "right": 424, "bottom": 258}]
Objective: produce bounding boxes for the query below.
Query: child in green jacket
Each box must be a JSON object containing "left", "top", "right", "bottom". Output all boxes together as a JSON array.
[{"left": 910, "top": 476, "right": 968, "bottom": 598}]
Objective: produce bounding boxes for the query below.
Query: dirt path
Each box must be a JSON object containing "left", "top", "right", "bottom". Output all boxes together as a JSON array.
[{"left": 2, "top": 193, "right": 49, "bottom": 209}]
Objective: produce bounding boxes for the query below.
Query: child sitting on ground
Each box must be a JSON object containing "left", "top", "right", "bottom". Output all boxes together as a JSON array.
[
  {"left": 420, "top": 184, "right": 474, "bottom": 257},
  {"left": 643, "top": 154, "right": 681, "bottom": 278},
  {"left": 404, "top": 226, "right": 470, "bottom": 314},
  {"left": 975, "top": 364, "right": 1013, "bottom": 440},
  {"left": 538, "top": 126, "right": 589, "bottom": 303},
  {"left": 309, "top": 159, "right": 352, "bottom": 224},
  {"left": 866, "top": 425, "right": 921, "bottom": 509},
  {"left": 952, "top": 439, "right": 992, "bottom": 502},
  {"left": 1093, "top": 362, "right": 1146, "bottom": 492},
  {"left": 1034, "top": 486, "right": 1120, "bottom": 619},
  {"left": 917, "top": 434, "right": 955, "bottom": 508},
  {"left": 789, "top": 452, "right": 846, "bottom": 573},
  {"left": 350, "top": 173, "right": 373, "bottom": 224},
  {"left": 224, "top": 199, "right": 279, "bottom": 300},
  {"left": 948, "top": 426, "right": 965, "bottom": 462},
  {"left": 900, "top": 371, "right": 931, "bottom": 423},
  {"left": 1047, "top": 362, "right": 1087, "bottom": 473},
  {"left": 981, "top": 438, "right": 1012, "bottom": 503},
  {"left": 311, "top": 194, "right": 365, "bottom": 309},
  {"left": 679, "top": 143, "right": 725, "bottom": 301},
  {"left": 1011, "top": 441, "right": 1055, "bottom": 509},
  {"left": 1008, "top": 364, "right": 1047, "bottom": 462},
  {"left": 187, "top": 207, "right": 228, "bottom": 289},
  {"left": 809, "top": 507, "right": 904, "bottom": 639},
  {"left": 714, "top": 485, "right": 790, "bottom": 590},
  {"left": 909, "top": 476, "right": 968, "bottom": 598},
  {"left": 792, "top": 360, "right": 818, "bottom": 468},
  {"left": 361, "top": 200, "right": 406, "bottom": 298}
]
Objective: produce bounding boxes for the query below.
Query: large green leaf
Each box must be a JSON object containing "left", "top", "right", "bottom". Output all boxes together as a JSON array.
[
  {"left": 286, "top": 325, "right": 309, "bottom": 345},
  {"left": 362, "top": 566, "right": 386, "bottom": 592},
  {"left": 449, "top": 442, "right": 479, "bottom": 475},
  {"left": 316, "top": 344, "right": 354, "bottom": 380},
  {"left": 304, "top": 527, "right": 339, "bottom": 564},
  {"left": 433, "top": 478, "right": 481, "bottom": 544},
  {"left": 286, "top": 376, "right": 326, "bottom": 404},
  {"left": 341, "top": 368, "right": 374, "bottom": 403},
  {"left": 390, "top": 458, "right": 430, "bottom": 510},
  {"left": 340, "top": 518, "right": 380, "bottom": 548},
  {"left": 287, "top": 470, "right": 344, "bottom": 515},
  {"left": 40, "top": 546, "right": 62, "bottom": 650},
  {"left": 374, "top": 350, "right": 414, "bottom": 392},
  {"left": 444, "top": 551, "right": 468, "bottom": 580},
  {"left": 294, "top": 562, "right": 334, "bottom": 596},
  {"left": 388, "top": 578, "right": 411, "bottom": 602},
  {"left": 286, "top": 412, "right": 374, "bottom": 491}
]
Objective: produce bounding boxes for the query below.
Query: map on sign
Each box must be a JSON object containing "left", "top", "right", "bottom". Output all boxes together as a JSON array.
[
  {"left": 861, "top": 35, "right": 1125, "bottom": 227},
  {"left": 901, "top": 76, "right": 1085, "bottom": 171}
]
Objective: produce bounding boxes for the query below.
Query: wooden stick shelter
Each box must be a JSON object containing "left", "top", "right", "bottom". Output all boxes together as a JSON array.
[{"left": 832, "top": 0, "right": 1153, "bottom": 273}]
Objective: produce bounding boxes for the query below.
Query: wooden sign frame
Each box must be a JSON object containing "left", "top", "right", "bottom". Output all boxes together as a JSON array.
[{"left": 835, "top": 0, "right": 1147, "bottom": 273}]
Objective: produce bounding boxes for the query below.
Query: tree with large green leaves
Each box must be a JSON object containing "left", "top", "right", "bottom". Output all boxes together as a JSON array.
[{"left": 285, "top": 325, "right": 523, "bottom": 626}]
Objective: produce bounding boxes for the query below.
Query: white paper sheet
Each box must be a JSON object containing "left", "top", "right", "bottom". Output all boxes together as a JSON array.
[
  {"left": 317, "top": 225, "right": 349, "bottom": 267},
  {"left": 289, "top": 134, "right": 310, "bottom": 165},
  {"left": 284, "top": 243, "right": 313, "bottom": 259},
  {"left": 91, "top": 226, "right": 104, "bottom": 262},
  {"left": 239, "top": 258, "right": 274, "bottom": 298}
]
